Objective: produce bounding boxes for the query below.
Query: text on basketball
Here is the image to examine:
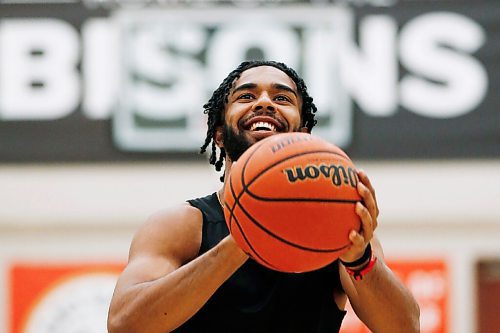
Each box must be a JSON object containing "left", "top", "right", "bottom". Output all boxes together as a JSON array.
[{"left": 283, "top": 164, "right": 358, "bottom": 188}]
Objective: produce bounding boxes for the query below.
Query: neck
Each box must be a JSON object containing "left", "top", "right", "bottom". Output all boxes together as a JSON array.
[
  {"left": 216, "top": 189, "right": 225, "bottom": 208},
  {"left": 217, "top": 157, "right": 234, "bottom": 208}
]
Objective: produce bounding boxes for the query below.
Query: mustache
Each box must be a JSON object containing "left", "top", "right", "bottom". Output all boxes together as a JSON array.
[{"left": 238, "top": 111, "right": 288, "bottom": 130}]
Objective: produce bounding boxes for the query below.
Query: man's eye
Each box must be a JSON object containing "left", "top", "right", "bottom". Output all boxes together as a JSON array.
[
  {"left": 275, "top": 95, "right": 291, "bottom": 102},
  {"left": 238, "top": 93, "right": 254, "bottom": 100}
]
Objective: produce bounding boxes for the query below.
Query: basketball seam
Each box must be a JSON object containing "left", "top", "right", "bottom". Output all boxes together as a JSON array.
[
  {"left": 227, "top": 138, "right": 352, "bottom": 264},
  {"left": 231, "top": 212, "right": 281, "bottom": 270},
  {"left": 232, "top": 195, "right": 350, "bottom": 253},
  {"left": 227, "top": 172, "right": 280, "bottom": 270},
  {"left": 244, "top": 194, "right": 359, "bottom": 203},
  {"left": 226, "top": 140, "right": 286, "bottom": 269},
  {"left": 238, "top": 148, "right": 353, "bottom": 252}
]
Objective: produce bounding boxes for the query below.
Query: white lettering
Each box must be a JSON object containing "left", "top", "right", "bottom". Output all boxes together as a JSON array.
[
  {"left": 302, "top": 20, "right": 353, "bottom": 147},
  {"left": 303, "top": 25, "right": 338, "bottom": 118},
  {"left": 399, "top": 12, "right": 487, "bottom": 118},
  {"left": 339, "top": 15, "right": 398, "bottom": 116},
  {"left": 0, "top": 19, "right": 80, "bottom": 120},
  {"left": 129, "top": 24, "right": 206, "bottom": 121},
  {"left": 81, "top": 18, "right": 119, "bottom": 120}
]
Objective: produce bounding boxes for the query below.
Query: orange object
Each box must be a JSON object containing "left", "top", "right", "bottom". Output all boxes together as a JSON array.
[
  {"left": 341, "top": 259, "right": 449, "bottom": 333},
  {"left": 9, "top": 262, "right": 124, "bottom": 333},
  {"left": 224, "top": 132, "right": 361, "bottom": 273}
]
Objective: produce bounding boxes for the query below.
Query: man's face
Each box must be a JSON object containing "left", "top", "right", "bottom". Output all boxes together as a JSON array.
[{"left": 220, "top": 66, "right": 305, "bottom": 162}]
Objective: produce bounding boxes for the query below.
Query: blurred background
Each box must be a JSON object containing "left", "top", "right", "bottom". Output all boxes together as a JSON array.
[{"left": 0, "top": 0, "right": 499, "bottom": 332}]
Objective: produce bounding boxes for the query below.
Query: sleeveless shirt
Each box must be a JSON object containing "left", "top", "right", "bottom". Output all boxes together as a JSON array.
[{"left": 174, "top": 192, "right": 346, "bottom": 333}]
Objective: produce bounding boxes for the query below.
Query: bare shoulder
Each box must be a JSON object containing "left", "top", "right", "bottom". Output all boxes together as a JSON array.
[
  {"left": 129, "top": 202, "right": 203, "bottom": 267},
  {"left": 109, "top": 203, "right": 203, "bottom": 319}
]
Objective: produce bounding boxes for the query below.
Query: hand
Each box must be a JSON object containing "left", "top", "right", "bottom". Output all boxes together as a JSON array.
[{"left": 339, "top": 169, "right": 379, "bottom": 263}]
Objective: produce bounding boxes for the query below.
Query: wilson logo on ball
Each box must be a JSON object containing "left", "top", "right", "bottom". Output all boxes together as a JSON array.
[{"left": 283, "top": 164, "right": 358, "bottom": 188}]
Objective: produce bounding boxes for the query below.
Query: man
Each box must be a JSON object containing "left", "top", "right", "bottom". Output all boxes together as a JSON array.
[{"left": 108, "top": 60, "right": 420, "bottom": 332}]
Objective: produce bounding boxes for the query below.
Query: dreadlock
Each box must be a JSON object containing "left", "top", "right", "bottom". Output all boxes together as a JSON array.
[{"left": 200, "top": 60, "right": 318, "bottom": 181}]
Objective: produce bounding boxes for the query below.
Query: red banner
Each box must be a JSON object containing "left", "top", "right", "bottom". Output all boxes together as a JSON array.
[
  {"left": 9, "top": 263, "right": 124, "bottom": 333},
  {"left": 340, "top": 259, "right": 448, "bottom": 333},
  {"left": 9, "top": 260, "right": 447, "bottom": 333}
]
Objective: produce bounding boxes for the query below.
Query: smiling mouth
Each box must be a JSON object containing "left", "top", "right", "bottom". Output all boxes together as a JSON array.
[
  {"left": 249, "top": 121, "right": 277, "bottom": 132},
  {"left": 242, "top": 116, "right": 286, "bottom": 135}
]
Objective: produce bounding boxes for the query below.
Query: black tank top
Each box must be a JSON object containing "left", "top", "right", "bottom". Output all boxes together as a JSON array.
[{"left": 175, "top": 192, "right": 346, "bottom": 333}]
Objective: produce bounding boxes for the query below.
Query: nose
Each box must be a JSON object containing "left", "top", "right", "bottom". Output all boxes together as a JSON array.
[{"left": 253, "top": 93, "right": 275, "bottom": 113}]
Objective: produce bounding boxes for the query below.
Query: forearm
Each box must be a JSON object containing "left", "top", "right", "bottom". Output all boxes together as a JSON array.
[
  {"left": 343, "top": 259, "right": 420, "bottom": 333},
  {"left": 109, "top": 237, "right": 248, "bottom": 333}
]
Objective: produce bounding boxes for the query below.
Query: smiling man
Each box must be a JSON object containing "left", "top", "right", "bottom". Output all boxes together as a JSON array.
[{"left": 107, "top": 60, "right": 420, "bottom": 333}]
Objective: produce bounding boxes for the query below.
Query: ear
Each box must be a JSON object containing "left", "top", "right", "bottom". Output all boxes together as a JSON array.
[
  {"left": 214, "top": 126, "right": 224, "bottom": 148},
  {"left": 299, "top": 126, "right": 309, "bottom": 133}
]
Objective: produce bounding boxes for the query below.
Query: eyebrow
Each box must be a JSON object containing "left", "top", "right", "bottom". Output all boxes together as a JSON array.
[
  {"left": 231, "top": 83, "right": 257, "bottom": 95},
  {"left": 274, "top": 83, "right": 298, "bottom": 97},
  {"left": 231, "top": 82, "right": 298, "bottom": 97}
]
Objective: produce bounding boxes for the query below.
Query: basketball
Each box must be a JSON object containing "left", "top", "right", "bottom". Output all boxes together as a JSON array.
[{"left": 223, "top": 132, "right": 361, "bottom": 273}]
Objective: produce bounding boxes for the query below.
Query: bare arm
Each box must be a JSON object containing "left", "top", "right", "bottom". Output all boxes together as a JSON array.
[
  {"left": 340, "top": 238, "right": 420, "bottom": 332},
  {"left": 339, "top": 171, "right": 420, "bottom": 333},
  {"left": 107, "top": 204, "right": 248, "bottom": 333}
]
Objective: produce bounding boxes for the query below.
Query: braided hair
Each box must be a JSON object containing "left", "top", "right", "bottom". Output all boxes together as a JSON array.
[{"left": 200, "top": 60, "right": 318, "bottom": 180}]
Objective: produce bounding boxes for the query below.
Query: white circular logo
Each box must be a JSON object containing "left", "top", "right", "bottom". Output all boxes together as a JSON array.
[{"left": 23, "top": 273, "right": 118, "bottom": 333}]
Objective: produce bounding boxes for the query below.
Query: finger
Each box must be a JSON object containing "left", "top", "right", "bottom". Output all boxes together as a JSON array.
[
  {"left": 357, "top": 169, "right": 379, "bottom": 217},
  {"left": 357, "top": 169, "right": 374, "bottom": 195},
  {"left": 340, "top": 229, "right": 366, "bottom": 263},
  {"left": 357, "top": 181, "right": 378, "bottom": 223},
  {"left": 357, "top": 170, "right": 379, "bottom": 217},
  {"left": 356, "top": 202, "right": 374, "bottom": 242},
  {"left": 348, "top": 229, "right": 365, "bottom": 247}
]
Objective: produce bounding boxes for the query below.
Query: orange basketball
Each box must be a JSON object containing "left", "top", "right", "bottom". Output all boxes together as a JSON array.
[{"left": 223, "top": 132, "right": 361, "bottom": 273}]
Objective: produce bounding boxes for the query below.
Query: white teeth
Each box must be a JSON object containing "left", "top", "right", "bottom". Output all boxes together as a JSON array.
[{"left": 250, "top": 121, "right": 276, "bottom": 131}]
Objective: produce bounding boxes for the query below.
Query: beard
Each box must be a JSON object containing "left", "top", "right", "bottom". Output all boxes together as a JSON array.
[{"left": 222, "top": 124, "right": 253, "bottom": 162}]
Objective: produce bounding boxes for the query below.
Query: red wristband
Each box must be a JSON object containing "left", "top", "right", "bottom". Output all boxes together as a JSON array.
[{"left": 344, "top": 253, "right": 378, "bottom": 281}]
